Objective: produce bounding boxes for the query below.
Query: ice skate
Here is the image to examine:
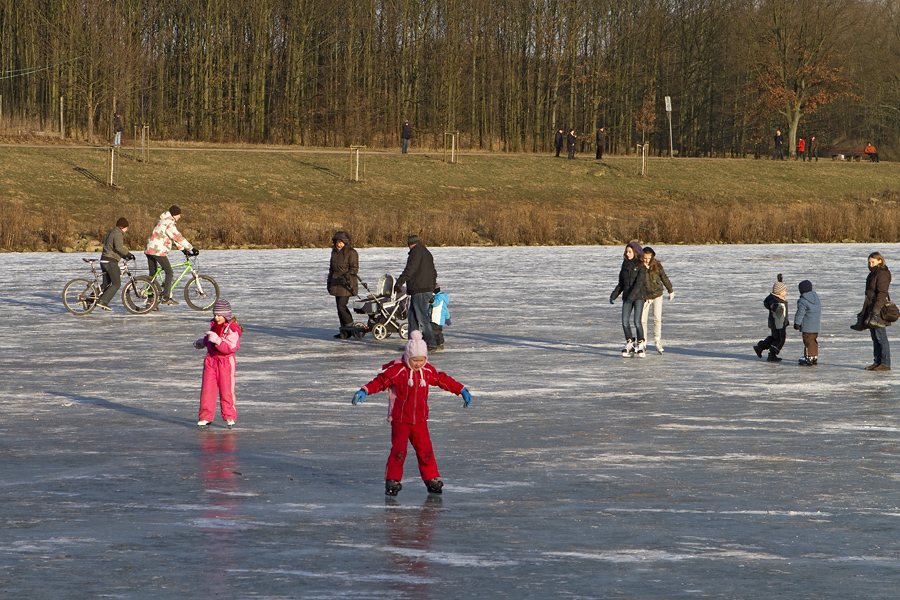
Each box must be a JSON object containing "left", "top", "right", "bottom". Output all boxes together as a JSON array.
[
  {"left": 655, "top": 340, "right": 664, "bottom": 354},
  {"left": 385, "top": 479, "right": 403, "bottom": 496},
  {"left": 621, "top": 339, "right": 634, "bottom": 358},
  {"left": 226, "top": 419, "right": 235, "bottom": 428},
  {"left": 635, "top": 339, "right": 646, "bottom": 358},
  {"left": 197, "top": 420, "right": 211, "bottom": 429},
  {"left": 424, "top": 478, "right": 443, "bottom": 495}
]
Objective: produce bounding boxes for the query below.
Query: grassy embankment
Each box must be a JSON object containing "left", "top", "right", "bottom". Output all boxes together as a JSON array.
[{"left": 1, "top": 143, "right": 899, "bottom": 251}]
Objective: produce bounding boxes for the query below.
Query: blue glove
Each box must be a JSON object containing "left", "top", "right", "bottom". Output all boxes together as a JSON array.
[
  {"left": 461, "top": 387, "right": 472, "bottom": 408},
  {"left": 352, "top": 389, "right": 367, "bottom": 405},
  {"left": 609, "top": 297, "right": 615, "bottom": 305}
]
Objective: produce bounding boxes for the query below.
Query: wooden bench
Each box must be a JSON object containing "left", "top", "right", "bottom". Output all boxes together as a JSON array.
[{"left": 829, "top": 148, "right": 864, "bottom": 161}]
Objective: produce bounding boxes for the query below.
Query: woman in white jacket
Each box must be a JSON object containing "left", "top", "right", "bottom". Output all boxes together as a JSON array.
[{"left": 145, "top": 205, "right": 196, "bottom": 305}]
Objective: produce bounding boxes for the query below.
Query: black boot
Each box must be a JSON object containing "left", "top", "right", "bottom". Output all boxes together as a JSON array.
[
  {"left": 385, "top": 480, "right": 402, "bottom": 496},
  {"left": 424, "top": 478, "right": 443, "bottom": 494}
]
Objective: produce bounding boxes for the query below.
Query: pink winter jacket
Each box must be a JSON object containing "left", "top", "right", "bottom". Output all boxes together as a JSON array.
[
  {"left": 361, "top": 359, "right": 465, "bottom": 424},
  {"left": 146, "top": 211, "right": 194, "bottom": 256},
  {"left": 195, "top": 320, "right": 241, "bottom": 356}
]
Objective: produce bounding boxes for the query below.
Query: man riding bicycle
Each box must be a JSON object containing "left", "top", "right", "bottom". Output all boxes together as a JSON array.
[
  {"left": 146, "top": 205, "right": 198, "bottom": 305},
  {"left": 98, "top": 217, "right": 135, "bottom": 311}
]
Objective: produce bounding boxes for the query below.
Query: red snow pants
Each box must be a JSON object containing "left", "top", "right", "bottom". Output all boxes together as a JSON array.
[
  {"left": 385, "top": 421, "right": 440, "bottom": 482},
  {"left": 199, "top": 353, "right": 237, "bottom": 423}
]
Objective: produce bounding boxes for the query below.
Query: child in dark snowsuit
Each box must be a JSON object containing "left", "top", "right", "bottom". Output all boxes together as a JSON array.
[
  {"left": 351, "top": 330, "right": 472, "bottom": 497},
  {"left": 794, "top": 279, "right": 821, "bottom": 366},
  {"left": 754, "top": 275, "right": 789, "bottom": 362}
]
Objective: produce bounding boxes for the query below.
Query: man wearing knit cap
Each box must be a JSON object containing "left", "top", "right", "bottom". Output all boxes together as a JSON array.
[
  {"left": 146, "top": 205, "right": 197, "bottom": 305},
  {"left": 395, "top": 234, "right": 438, "bottom": 350},
  {"left": 97, "top": 217, "right": 135, "bottom": 310}
]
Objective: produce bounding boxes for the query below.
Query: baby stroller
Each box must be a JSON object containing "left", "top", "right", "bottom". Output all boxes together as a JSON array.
[{"left": 345, "top": 274, "right": 409, "bottom": 341}]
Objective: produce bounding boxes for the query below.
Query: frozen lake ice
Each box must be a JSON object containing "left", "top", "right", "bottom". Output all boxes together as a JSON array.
[{"left": 2, "top": 244, "right": 899, "bottom": 599}]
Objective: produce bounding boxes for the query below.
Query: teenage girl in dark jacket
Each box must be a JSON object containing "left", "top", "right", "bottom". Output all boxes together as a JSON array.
[
  {"left": 610, "top": 241, "right": 647, "bottom": 357},
  {"left": 862, "top": 252, "right": 891, "bottom": 370}
]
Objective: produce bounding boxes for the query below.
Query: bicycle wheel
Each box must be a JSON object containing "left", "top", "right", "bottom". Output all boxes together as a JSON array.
[
  {"left": 184, "top": 275, "right": 220, "bottom": 311},
  {"left": 122, "top": 275, "right": 160, "bottom": 314},
  {"left": 63, "top": 278, "right": 100, "bottom": 315}
]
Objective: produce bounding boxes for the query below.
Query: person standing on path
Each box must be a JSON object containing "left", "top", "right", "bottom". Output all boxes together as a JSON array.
[
  {"left": 97, "top": 217, "right": 135, "bottom": 310},
  {"left": 327, "top": 231, "right": 359, "bottom": 339},
  {"left": 809, "top": 136, "right": 819, "bottom": 162},
  {"left": 113, "top": 111, "right": 123, "bottom": 147},
  {"left": 773, "top": 130, "right": 785, "bottom": 160},
  {"left": 567, "top": 128, "right": 577, "bottom": 159},
  {"left": 194, "top": 299, "right": 243, "bottom": 429},
  {"left": 858, "top": 252, "right": 891, "bottom": 371},
  {"left": 146, "top": 205, "right": 197, "bottom": 305},
  {"left": 554, "top": 128, "right": 564, "bottom": 158},
  {"left": 595, "top": 127, "right": 606, "bottom": 160},
  {"left": 639, "top": 247, "right": 674, "bottom": 354},
  {"left": 796, "top": 137, "right": 806, "bottom": 161},
  {"left": 395, "top": 234, "right": 438, "bottom": 351},
  {"left": 401, "top": 121, "right": 413, "bottom": 154},
  {"left": 610, "top": 242, "right": 647, "bottom": 358}
]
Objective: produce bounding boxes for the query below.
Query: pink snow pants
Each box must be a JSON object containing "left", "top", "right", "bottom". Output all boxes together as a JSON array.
[
  {"left": 385, "top": 421, "right": 440, "bottom": 482},
  {"left": 199, "top": 353, "right": 237, "bottom": 423}
]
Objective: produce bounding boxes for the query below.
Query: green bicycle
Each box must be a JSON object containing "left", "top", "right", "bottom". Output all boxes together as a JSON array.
[{"left": 147, "top": 250, "right": 220, "bottom": 311}]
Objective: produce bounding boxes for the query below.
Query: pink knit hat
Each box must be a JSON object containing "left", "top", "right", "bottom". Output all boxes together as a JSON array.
[{"left": 404, "top": 330, "right": 428, "bottom": 362}]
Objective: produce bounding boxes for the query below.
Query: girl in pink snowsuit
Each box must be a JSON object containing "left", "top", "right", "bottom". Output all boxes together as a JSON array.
[
  {"left": 194, "top": 299, "right": 242, "bottom": 428},
  {"left": 352, "top": 330, "right": 472, "bottom": 496}
]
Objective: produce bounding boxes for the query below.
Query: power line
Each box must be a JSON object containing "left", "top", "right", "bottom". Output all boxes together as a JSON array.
[{"left": 0, "top": 56, "right": 82, "bottom": 81}]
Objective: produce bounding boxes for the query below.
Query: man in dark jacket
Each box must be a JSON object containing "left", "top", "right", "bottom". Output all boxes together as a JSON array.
[
  {"left": 328, "top": 231, "right": 359, "bottom": 339},
  {"left": 395, "top": 234, "right": 438, "bottom": 350},
  {"left": 98, "top": 217, "right": 135, "bottom": 310},
  {"left": 808, "top": 136, "right": 819, "bottom": 162},
  {"left": 773, "top": 130, "right": 785, "bottom": 160},
  {"left": 554, "top": 128, "right": 564, "bottom": 157},
  {"left": 401, "top": 121, "right": 413, "bottom": 154},
  {"left": 595, "top": 127, "right": 605, "bottom": 159},
  {"left": 567, "top": 128, "right": 577, "bottom": 159},
  {"left": 113, "top": 111, "right": 123, "bottom": 147}
]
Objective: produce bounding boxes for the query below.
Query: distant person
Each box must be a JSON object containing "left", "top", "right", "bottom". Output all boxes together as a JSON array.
[
  {"left": 853, "top": 252, "right": 891, "bottom": 371},
  {"left": 610, "top": 242, "right": 646, "bottom": 358},
  {"left": 567, "top": 128, "right": 577, "bottom": 159},
  {"left": 430, "top": 284, "right": 450, "bottom": 350},
  {"left": 327, "top": 231, "right": 359, "bottom": 339},
  {"left": 808, "top": 136, "right": 819, "bottom": 162},
  {"left": 395, "top": 234, "right": 438, "bottom": 351},
  {"left": 113, "top": 111, "right": 123, "bottom": 147},
  {"left": 595, "top": 127, "right": 606, "bottom": 160},
  {"left": 796, "top": 137, "right": 805, "bottom": 161},
  {"left": 773, "top": 130, "right": 785, "bottom": 160},
  {"left": 351, "top": 330, "right": 472, "bottom": 497},
  {"left": 554, "top": 128, "right": 564, "bottom": 157},
  {"left": 640, "top": 247, "right": 674, "bottom": 354},
  {"left": 194, "top": 299, "right": 243, "bottom": 429},
  {"left": 794, "top": 280, "right": 821, "bottom": 366},
  {"left": 753, "top": 274, "right": 789, "bottom": 362},
  {"left": 401, "top": 120, "right": 413, "bottom": 154},
  {"left": 97, "top": 217, "right": 135, "bottom": 311},
  {"left": 146, "top": 205, "right": 197, "bottom": 306},
  {"left": 864, "top": 142, "right": 879, "bottom": 162}
]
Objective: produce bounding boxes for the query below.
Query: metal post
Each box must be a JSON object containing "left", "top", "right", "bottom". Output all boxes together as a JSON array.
[
  {"left": 443, "top": 131, "right": 459, "bottom": 164},
  {"left": 108, "top": 145, "right": 116, "bottom": 186},
  {"left": 349, "top": 146, "right": 366, "bottom": 182},
  {"left": 665, "top": 95, "right": 673, "bottom": 158}
]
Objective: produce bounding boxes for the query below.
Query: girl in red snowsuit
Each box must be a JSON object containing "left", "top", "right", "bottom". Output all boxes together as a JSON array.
[
  {"left": 194, "top": 299, "right": 242, "bottom": 428},
  {"left": 352, "top": 330, "right": 472, "bottom": 496}
]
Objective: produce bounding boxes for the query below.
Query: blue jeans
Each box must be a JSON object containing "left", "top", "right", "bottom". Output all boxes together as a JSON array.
[
  {"left": 772, "top": 148, "right": 784, "bottom": 160},
  {"left": 871, "top": 327, "right": 891, "bottom": 367},
  {"left": 408, "top": 293, "right": 436, "bottom": 348},
  {"left": 621, "top": 299, "right": 645, "bottom": 341},
  {"left": 401, "top": 138, "right": 410, "bottom": 153}
]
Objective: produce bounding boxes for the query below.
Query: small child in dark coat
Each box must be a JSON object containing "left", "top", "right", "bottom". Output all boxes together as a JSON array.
[{"left": 754, "top": 274, "right": 789, "bottom": 362}]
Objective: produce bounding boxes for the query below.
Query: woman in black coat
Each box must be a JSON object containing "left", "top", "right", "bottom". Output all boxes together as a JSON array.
[
  {"left": 328, "top": 231, "right": 359, "bottom": 339},
  {"left": 861, "top": 252, "right": 891, "bottom": 370},
  {"left": 610, "top": 241, "right": 647, "bottom": 357}
]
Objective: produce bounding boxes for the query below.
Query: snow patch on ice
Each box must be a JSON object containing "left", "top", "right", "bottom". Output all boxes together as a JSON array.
[{"left": 333, "top": 542, "right": 516, "bottom": 567}]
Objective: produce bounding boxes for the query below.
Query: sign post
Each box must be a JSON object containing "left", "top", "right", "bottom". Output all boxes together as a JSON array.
[{"left": 665, "top": 95, "right": 673, "bottom": 158}]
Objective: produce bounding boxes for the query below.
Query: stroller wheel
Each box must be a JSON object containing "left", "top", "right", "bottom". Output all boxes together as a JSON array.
[
  {"left": 399, "top": 323, "right": 409, "bottom": 340},
  {"left": 372, "top": 323, "right": 389, "bottom": 340},
  {"left": 352, "top": 322, "right": 366, "bottom": 340}
]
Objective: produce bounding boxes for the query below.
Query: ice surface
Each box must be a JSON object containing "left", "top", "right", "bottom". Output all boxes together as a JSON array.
[{"left": 2, "top": 244, "right": 899, "bottom": 599}]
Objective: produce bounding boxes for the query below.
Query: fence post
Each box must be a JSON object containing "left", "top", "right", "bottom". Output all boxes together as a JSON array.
[
  {"left": 443, "top": 131, "right": 459, "bottom": 164},
  {"left": 107, "top": 145, "right": 116, "bottom": 186},
  {"left": 349, "top": 145, "right": 366, "bottom": 182}
]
